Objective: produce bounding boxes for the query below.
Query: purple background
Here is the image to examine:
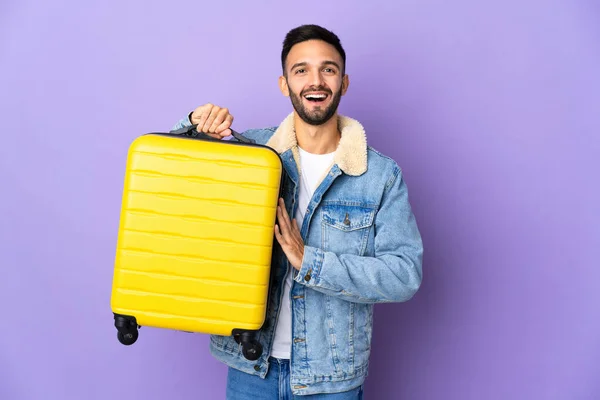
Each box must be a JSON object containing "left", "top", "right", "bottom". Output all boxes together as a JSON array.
[{"left": 2, "top": 0, "right": 599, "bottom": 399}]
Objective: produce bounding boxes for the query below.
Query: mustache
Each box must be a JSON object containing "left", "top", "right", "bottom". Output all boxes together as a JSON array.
[{"left": 300, "top": 86, "right": 332, "bottom": 96}]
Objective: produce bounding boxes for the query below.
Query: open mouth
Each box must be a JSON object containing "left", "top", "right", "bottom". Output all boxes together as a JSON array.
[{"left": 303, "top": 93, "right": 329, "bottom": 103}]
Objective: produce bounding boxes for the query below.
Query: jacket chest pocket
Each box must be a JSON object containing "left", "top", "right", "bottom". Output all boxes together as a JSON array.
[{"left": 321, "top": 203, "right": 376, "bottom": 256}]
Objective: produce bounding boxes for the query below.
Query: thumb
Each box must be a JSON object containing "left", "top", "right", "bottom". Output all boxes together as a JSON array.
[
  {"left": 193, "top": 103, "right": 213, "bottom": 126},
  {"left": 219, "top": 128, "right": 232, "bottom": 138}
]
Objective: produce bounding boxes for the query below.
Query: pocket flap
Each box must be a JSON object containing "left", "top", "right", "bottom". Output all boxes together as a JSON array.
[{"left": 322, "top": 204, "right": 376, "bottom": 232}]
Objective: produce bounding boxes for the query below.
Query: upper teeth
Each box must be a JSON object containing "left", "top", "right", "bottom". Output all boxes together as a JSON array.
[{"left": 305, "top": 94, "right": 326, "bottom": 99}]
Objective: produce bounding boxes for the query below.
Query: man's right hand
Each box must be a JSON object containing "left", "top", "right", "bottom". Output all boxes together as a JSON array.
[{"left": 190, "top": 103, "right": 234, "bottom": 139}]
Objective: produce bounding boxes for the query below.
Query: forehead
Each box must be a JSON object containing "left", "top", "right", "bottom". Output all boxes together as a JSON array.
[{"left": 286, "top": 40, "right": 343, "bottom": 68}]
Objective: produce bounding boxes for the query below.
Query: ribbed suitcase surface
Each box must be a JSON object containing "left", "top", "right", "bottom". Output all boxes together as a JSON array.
[{"left": 111, "top": 133, "right": 283, "bottom": 338}]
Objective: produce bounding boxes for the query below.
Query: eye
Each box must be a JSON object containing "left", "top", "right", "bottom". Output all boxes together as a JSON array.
[{"left": 295, "top": 68, "right": 306, "bottom": 74}]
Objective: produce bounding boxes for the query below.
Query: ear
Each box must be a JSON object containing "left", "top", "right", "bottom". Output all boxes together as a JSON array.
[
  {"left": 341, "top": 74, "right": 350, "bottom": 96},
  {"left": 279, "top": 76, "right": 290, "bottom": 97}
]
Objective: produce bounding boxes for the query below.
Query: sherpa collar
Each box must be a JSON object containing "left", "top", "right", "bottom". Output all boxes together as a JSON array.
[{"left": 266, "top": 112, "right": 368, "bottom": 176}]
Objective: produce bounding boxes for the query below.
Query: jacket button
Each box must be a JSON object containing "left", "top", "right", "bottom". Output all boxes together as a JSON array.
[
  {"left": 343, "top": 212, "right": 350, "bottom": 226},
  {"left": 254, "top": 365, "right": 261, "bottom": 371},
  {"left": 304, "top": 268, "right": 313, "bottom": 282}
]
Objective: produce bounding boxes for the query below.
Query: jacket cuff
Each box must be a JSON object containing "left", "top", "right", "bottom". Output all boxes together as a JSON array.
[
  {"left": 170, "top": 113, "right": 194, "bottom": 132},
  {"left": 294, "top": 245, "right": 324, "bottom": 286}
]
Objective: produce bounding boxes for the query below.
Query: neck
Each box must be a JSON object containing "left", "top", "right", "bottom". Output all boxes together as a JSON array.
[{"left": 294, "top": 112, "right": 340, "bottom": 154}]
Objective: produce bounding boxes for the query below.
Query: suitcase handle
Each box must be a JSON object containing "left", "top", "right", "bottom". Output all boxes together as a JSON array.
[{"left": 172, "top": 124, "right": 256, "bottom": 144}]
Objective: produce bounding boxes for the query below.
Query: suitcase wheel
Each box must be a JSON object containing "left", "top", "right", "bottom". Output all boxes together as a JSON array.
[
  {"left": 233, "top": 329, "right": 263, "bottom": 361},
  {"left": 117, "top": 329, "right": 138, "bottom": 345},
  {"left": 114, "top": 313, "right": 139, "bottom": 346},
  {"left": 242, "top": 340, "right": 263, "bottom": 361}
]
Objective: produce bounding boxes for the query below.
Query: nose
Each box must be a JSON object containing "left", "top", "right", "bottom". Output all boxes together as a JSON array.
[{"left": 308, "top": 69, "right": 324, "bottom": 87}]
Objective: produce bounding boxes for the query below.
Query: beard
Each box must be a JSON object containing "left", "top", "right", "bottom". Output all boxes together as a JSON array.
[{"left": 289, "top": 84, "right": 342, "bottom": 126}]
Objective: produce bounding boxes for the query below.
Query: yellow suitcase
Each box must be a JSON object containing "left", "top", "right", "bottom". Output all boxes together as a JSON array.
[{"left": 110, "top": 125, "right": 283, "bottom": 360}]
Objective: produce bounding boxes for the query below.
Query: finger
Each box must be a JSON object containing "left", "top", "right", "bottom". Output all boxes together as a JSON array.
[
  {"left": 204, "top": 132, "right": 221, "bottom": 139},
  {"left": 219, "top": 129, "right": 232, "bottom": 138},
  {"left": 209, "top": 108, "right": 229, "bottom": 133},
  {"left": 276, "top": 205, "right": 289, "bottom": 234},
  {"left": 277, "top": 203, "right": 292, "bottom": 234},
  {"left": 279, "top": 198, "right": 292, "bottom": 233},
  {"left": 195, "top": 104, "right": 212, "bottom": 130},
  {"left": 279, "top": 198, "right": 292, "bottom": 227},
  {"left": 291, "top": 219, "right": 304, "bottom": 248},
  {"left": 190, "top": 105, "right": 202, "bottom": 125},
  {"left": 202, "top": 106, "right": 221, "bottom": 132},
  {"left": 274, "top": 224, "right": 285, "bottom": 244},
  {"left": 215, "top": 114, "right": 233, "bottom": 136},
  {"left": 292, "top": 218, "right": 300, "bottom": 234},
  {"left": 201, "top": 106, "right": 220, "bottom": 132}
]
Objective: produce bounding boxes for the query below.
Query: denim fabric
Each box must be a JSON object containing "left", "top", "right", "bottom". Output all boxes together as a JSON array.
[
  {"left": 171, "top": 114, "right": 423, "bottom": 396},
  {"left": 226, "top": 358, "right": 363, "bottom": 400}
]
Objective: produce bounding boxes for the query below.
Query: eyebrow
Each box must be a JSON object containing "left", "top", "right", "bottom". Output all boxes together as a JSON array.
[{"left": 290, "top": 60, "right": 341, "bottom": 71}]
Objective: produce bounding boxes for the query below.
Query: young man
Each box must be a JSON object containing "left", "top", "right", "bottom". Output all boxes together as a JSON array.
[{"left": 171, "top": 24, "right": 423, "bottom": 399}]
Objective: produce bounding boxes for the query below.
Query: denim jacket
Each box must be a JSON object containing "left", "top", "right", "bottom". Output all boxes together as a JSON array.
[{"left": 170, "top": 112, "right": 423, "bottom": 396}]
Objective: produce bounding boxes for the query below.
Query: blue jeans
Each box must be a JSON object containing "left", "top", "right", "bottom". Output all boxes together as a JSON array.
[{"left": 226, "top": 358, "right": 364, "bottom": 399}]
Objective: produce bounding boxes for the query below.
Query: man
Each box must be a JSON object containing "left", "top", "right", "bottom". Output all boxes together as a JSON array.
[{"left": 171, "top": 24, "right": 423, "bottom": 399}]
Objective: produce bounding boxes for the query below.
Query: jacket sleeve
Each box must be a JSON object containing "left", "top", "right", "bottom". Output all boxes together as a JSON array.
[
  {"left": 293, "top": 166, "right": 423, "bottom": 304},
  {"left": 170, "top": 113, "right": 194, "bottom": 131}
]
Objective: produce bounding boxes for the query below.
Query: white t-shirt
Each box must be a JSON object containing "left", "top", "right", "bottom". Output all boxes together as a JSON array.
[{"left": 270, "top": 146, "right": 336, "bottom": 359}]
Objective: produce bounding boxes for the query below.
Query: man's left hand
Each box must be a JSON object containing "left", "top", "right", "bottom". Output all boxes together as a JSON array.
[{"left": 274, "top": 198, "right": 304, "bottom": 271}]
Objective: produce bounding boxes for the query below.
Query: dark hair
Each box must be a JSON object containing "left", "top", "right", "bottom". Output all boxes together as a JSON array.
[{"left": 281, "top": 24, "right": 346, "bottom": 75}]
